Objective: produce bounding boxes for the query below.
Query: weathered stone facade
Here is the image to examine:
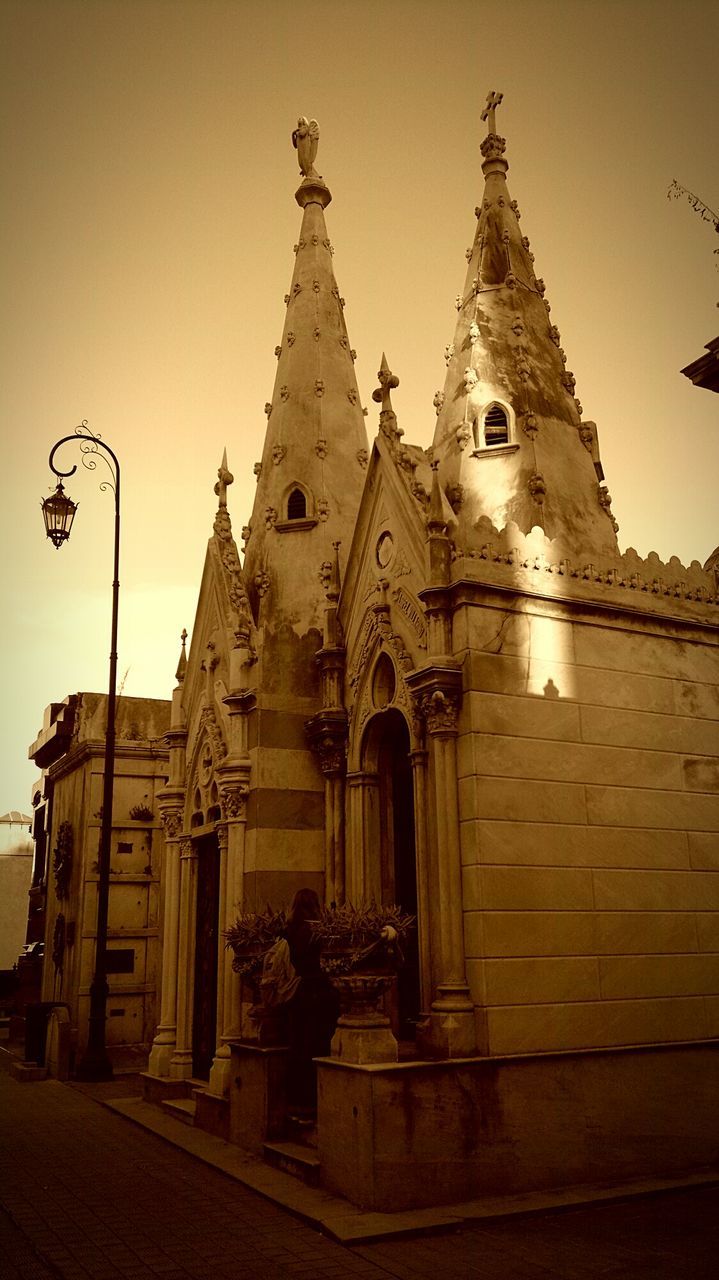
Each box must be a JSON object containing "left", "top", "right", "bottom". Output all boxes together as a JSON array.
[{"left": 146, "top": 106, "right": 719, "bottom": 1209}]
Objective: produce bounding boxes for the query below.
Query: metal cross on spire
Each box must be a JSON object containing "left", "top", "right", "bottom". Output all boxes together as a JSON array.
[
  {"left": 480, "top": 90, "right": 504, "bottom": 135},
  {"left": 214, "top": 448, "right": 234, "bottom": 508}
]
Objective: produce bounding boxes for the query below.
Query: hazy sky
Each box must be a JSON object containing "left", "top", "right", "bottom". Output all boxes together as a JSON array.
[{"left": 1, "top": 0, "right": 717, "bottom": 814}]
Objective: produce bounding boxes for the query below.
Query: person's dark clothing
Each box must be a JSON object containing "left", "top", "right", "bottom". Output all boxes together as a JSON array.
[{"left": 284, "top": 920, "right": 339, "bottom": 1114}]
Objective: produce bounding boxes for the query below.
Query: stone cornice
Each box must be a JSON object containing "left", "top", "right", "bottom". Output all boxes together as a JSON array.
[{"left": 46, "top": 737, "right": 169, "bottom": 783}]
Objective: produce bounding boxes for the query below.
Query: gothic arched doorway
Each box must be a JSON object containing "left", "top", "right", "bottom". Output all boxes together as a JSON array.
[{"left": 362, "top": 708, "right": 420, "bottom": 1041}]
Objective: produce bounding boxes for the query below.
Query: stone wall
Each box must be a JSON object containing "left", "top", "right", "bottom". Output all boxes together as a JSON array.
[{"left": 456, "top": 587, "right": 719, "bottom": 1056}]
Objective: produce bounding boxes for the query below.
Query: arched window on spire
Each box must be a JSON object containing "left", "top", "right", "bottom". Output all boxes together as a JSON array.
[
  {"left": 483, "top": 403, "right": 509, "bottom": 447},
  {"left": 287, "top": 487, "right": 307, "bottom": 520}
]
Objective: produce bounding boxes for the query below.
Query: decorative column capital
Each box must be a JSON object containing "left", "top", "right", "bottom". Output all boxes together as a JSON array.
[
  {"left": 160, "top": 808, "right": 183, "bottom": 840},
  {"left": 406, "top": 662, "right": 463, "bottom": 737},
  {"left": 216, "top": 822, "right": 229, "bottom": 851},
  {"left": 421, "top": 689, "right": 460, "bottom": 735},
  {"left": 306, "top": 708, "right": 348, "bottom": 777},
  {"left": 219, "top": 782, "right": 250, "bottom": 821},
  {"left": 178, "top": 837, "right": 195, "bottom": 860}
]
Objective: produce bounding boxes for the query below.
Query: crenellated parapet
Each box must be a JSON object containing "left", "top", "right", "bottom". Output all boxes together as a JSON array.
[{"left": 450, "top": 515, "right": 719, "bottom": 613}]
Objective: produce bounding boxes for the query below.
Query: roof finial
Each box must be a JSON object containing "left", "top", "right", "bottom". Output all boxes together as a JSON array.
[
  {"left": 372, "top": 353, "right": 399, "bottom": 414},
  {"left": 292, "top": 116, "right": 320, "bottom": 179},
  {"left": 175, "top": 628, "right": 188, "bottom": 685},
  {"left": 480, "top": 90, "right": 503, "bottom": 136},
  {"left": 214, "top": 448, "right": 234, "bottom": 509}
]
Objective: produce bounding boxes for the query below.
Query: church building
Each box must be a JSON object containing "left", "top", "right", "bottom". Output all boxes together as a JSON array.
[{"left": 145, "top": 100, "right": 719, "bottom": 1211}]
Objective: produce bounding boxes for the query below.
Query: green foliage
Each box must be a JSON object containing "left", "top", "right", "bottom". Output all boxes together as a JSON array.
[{"left": 308, "top": 901, "right": 415, "bottom": 949}]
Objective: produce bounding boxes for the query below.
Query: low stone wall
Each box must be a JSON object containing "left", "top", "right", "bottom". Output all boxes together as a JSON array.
[{"left": 317, "top": 1041, "right": 719, "bottom": 1211}]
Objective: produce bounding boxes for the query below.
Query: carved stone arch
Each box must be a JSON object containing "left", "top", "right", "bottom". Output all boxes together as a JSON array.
[
  {"left": 281, "top": 479, "right": 313, "bottom": 522},
  {"left": 347, "top": 626, "right": 419, "bottom": 772},
  {"left": 184, "top": 702, "right": 228, "bottom": 829}
]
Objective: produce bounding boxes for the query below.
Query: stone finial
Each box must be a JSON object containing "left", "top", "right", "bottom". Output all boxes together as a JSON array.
[
  {"left": 327, "top": 540, "right": 342, "bottom": 603},
  {"left": 292, "top": 116, "right": 320, "bottom": 178},
  {"left": 175, "top": 629, "right": 188, "bottom": 685},
  {"left": 214, "top": 448, "right": 233, "bottom": 509},
  {"left": 427, "top": 459, "right": 446, "bottom": 534},
  {"left": 372, "top": 353, "right": 399, "bottom": 413}
]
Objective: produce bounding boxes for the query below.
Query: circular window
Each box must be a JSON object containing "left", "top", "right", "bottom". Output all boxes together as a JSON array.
[
  {"left": 376, "top": 531, "right": 394, "bottom": 568},
  {"left": 372, "top": 653, "right": 396, "bottom": 708}
]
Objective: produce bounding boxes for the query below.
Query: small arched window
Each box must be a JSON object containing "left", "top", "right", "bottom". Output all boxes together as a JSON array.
[
  {"left": 483, "top": 404, "right": 509, "bottom": 447},
  {"left": 287, "top": 488, "right": 307, "bottom": 520}
]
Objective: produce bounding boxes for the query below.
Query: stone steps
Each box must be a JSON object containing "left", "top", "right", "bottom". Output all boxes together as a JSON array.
[
  {"left": 161, "top": 1097, "right": 197, "bottom": 1125},
  {"left": 263, "top": 1140, "right": 320, "bottom": 1186}
]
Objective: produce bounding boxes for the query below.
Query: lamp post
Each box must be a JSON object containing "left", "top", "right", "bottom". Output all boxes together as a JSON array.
[{"left": 42, "top": 420, "right": 120, "bottom": 1081}]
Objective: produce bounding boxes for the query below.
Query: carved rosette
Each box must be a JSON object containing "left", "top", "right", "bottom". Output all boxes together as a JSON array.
[{"left": 220, "top": 784, "right": 249, "bottom": 821}]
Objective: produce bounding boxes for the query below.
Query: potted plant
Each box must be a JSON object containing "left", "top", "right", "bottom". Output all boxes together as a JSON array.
[
  {"left": 224, "top": 907, "right": 288, "bottom": 1043},
  {"left": 308, "top": 902, "right": 415, "bottom": 976}
]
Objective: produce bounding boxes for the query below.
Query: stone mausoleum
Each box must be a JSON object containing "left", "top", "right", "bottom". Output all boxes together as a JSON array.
[{"left": 143, "top": 101, "right": 719, "bottom": 1210}]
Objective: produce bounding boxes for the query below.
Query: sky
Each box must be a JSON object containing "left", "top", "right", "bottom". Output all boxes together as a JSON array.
[{"left": 1, "top": 0, "right": 717, "bottom": 815}]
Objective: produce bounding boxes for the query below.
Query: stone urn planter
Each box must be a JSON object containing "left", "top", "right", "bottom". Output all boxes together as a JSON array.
[{"left": 309, "top": 903, "right": 416, "bottom": 1064}]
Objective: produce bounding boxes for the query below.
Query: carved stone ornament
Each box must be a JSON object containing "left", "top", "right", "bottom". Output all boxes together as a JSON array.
[
  {"left": 339, "top": 335, "right": 348, "bottom": 350},
  {"left": 293, "top": 282, "right": 302, "bottom": 297},
  {"left": 313, "top": 279, "right": 320, "bottom": 293},
  {"left": 315, "top": 437, "right": 328, "bottom": 459},
  {"left": 579, "top": 424, "right": 595, "bottom": 452},
  {"left": 220, "top": 784, "right": 249, "bottom": 821},
  {"left": 264, "top": 402, "right": 273, "bottom": 417},
  {"left": 280, "top": 386, "right": 289, "bottom": 402},
  {"left": 287, "top": 331, "right": 296, "bottom": 346},
  {"left": 456, "top": 422, "right": 471, "bottom": 451},
  {"left": 200, "top": 704, "right": 227, "bottom": 765},
  {"left": 512, "top": 315, "right": 524, "bottom": 337},
  {"left": 468, "top": 321, "right": 480, "bottom": 344},
  {"left": 313, "top": 326, "right": 321, "bottom": 341},
  {"left": 357, "top": 448, "right": 368, "bottom": 468},
  {"left": 598, "top": 485, "right": 619, "bottom": 533},
  {"left": 315, "top": 379, "right": 325, "bottom": 397},
  {"left": 444, "top": 343, "right": 455, "bottom": 366},
  {"left": 350, "top": 348, "right": 357, "bottom": 362},
  {"left": 274, "top": 345, "right": 282, "bottom": 358},
  {"left": 284, "top": 294, "right": 290, "bottom": 305},
  {"left": 502, "top": 228, "right": 510, "bottom": 245},
  {"left": 465, "top": 247, "right": 473, "bottom": 261},
  {"left": 53, "top": 820, "right": 73, "bottom": 900},
  {"left": 528, "top": 473, "right": 546, "bottom": 502},
  {"left": 253, "top": 461, "right": 262, "bottom": 479},
  {"left": 510, "top": 199, "right": 521, "bottom": 220},
  {"left": 447, "top": 483, "right": 464, "bottom": 513},
  {"left": 161, "top": 809, "right": 183, "bottom": 839},
  {"left": 272, "top": 444, "right": 286, "bottom": 465},
  {"left": 522, "top": 412, "right": 539, "bottom": 440},
  {"left": 265, "top": 506, "right": 277, "bottom": 528},
  {"left": 319, "top": 559, "right": 333, "bottom": 590},
  {"left": 317, "top": 498, "right": 329, "bottom": 521},
  {"left": 562, "top": 370, "right": 576, "bottom": 394},
  {"left": 348, "top": 388, "right": 357, "bottom": 404},
  {"left": 241, "top": 524, "right": 251, "bottom": 549},
  {"left": 179, "top": 837, "right": 194, "bottom": 859},
  {"left": 475, "top": 205, "right": 481, "bottom": 219},
  {"left": 463, "top": 366, "right": 478, "bottom": 392},
  {"left": 505, "top": 272, "right": 517, "bottom": 289},
  {"left": 549, "top": 324, "right": 561, "bottom": 346},
  {"left": 312, "top": 233, "right": 319, "bottom": 246},
  {"left": 422, "top": 689, "right": 460, "bottom": 734},
  {"left": 480, "top": 132, "right": 506, "bottom": 160},
  {"left": 455, "top": 296, "right": 463, "bottom": 311},
  {"left": 254, "top": 569, "right": 271, "bottom": 596}
]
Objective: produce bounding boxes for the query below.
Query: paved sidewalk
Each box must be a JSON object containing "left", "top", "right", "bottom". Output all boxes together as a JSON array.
[{"left": 1, "top": 1054, "right": 718, "bottom": 1279}]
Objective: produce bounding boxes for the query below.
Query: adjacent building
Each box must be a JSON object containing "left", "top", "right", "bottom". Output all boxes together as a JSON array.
[{"left": 28, "top": 693, "right": 170, "bottom": 1067}]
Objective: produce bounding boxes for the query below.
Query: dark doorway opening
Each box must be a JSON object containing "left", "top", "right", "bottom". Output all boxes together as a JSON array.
[
  {"left": 374, "top": 710, "right": 420, "bottom": 1041},
  {"left": 192, "top": 833, "right": 220, "bottom": 1079}
]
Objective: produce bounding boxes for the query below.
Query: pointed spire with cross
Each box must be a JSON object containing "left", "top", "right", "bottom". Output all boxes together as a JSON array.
[
  {"left": 480, "top": 89, "right": 507, "bottom": 164},
  {"left": 175, "top": 628, "right": 188, "bottom": 685},
  {"left": 372, "top": 354, "right": 401, "bottom": 439}
]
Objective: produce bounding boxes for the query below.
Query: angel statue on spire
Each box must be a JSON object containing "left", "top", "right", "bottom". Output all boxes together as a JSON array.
[{"left": 292, "top": 116, "right": 320, "bottom": 178}]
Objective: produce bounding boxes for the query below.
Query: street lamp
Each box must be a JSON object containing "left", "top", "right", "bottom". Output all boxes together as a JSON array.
[{"left": 42, "top": 420, "right": 120, "bottom": 1081}]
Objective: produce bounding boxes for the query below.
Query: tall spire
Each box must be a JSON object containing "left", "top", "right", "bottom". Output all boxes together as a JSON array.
[
  {"left": 243, "top": 117, "right": 369, "bottom": 629},
  {"left": 432, "top": 93, "right": 618, "bottom": 558}
]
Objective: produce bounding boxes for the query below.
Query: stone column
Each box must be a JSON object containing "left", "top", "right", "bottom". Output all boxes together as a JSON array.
[
  {"left": 170, "top": 836, "right": 198, "bottom": 1079},
  {"left": 147, "top": 807, "right": 183, "bottom": 1076},
  {"left": 207, "top": 782, "right": 249, "bottom": 1097},
  {"left": 422, "top": 688, "right": 476, "bottom": 1058},
  {"left": 409, "top": 745, "right": 433, "bottom": 1016},
  {"left": 345, "top": 771, "right": 379, "bottom": 903}
]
